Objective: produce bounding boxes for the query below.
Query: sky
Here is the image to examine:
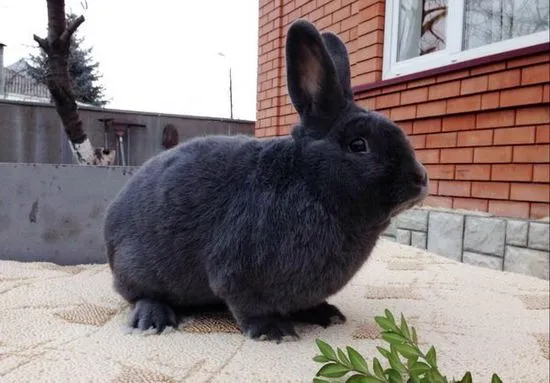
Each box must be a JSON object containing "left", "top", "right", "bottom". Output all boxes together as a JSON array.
[{"left": 0, "top": 0, "right": 260, "bottom": 120}]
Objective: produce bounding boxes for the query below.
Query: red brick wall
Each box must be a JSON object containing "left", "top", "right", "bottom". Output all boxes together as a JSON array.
[
  {"left": 257, "top": 0, "right": 385, "bottom": 137},
  {"left": 256, "top": 0, "right": 550, "bottom": 219}
]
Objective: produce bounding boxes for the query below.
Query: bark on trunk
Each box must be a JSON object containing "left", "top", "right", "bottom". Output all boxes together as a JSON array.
[{"left": 33, "top": 0, "right": 115, "bottom": 165}]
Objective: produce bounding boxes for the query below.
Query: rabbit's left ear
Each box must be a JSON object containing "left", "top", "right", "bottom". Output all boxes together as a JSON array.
[
  {"left": 321, "top": 31, "right": 353, "bottom": 101},
  {"left": 285, "top": 20, "right": 345, "bottom": 123}
]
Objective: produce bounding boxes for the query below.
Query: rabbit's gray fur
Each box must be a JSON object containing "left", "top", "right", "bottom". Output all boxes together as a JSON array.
[{"left": 104, "top": 19, "right": 428, "bottom": 342}]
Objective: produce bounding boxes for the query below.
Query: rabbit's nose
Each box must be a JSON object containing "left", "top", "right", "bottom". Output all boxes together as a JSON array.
[{"left": 413, "top": 165, "right": 428, "bottom": 187}]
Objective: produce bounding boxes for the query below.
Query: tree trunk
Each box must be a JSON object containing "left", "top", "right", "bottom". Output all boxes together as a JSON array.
[{"left": 33, "top": 0, "right": 115, "bottom": 166}]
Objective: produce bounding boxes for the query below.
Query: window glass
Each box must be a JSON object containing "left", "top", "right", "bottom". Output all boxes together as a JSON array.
[
  {"left": 463, "top": 0, "right": 550, "bottom": 50},
  {"left": 397, "top": 0, "right": 448, "bottom": 62}
]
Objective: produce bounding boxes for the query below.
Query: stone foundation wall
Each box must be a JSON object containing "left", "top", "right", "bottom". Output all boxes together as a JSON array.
[{"left": 383, "top": 207, "right": 550, "bottom": 280}]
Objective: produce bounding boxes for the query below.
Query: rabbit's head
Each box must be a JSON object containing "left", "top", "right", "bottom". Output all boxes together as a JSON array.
[{"left": 286, "top": 20, "right": 428, "bottom": 221}]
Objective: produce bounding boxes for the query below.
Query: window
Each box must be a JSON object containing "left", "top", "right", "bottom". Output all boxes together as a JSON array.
[{"left": 383, "top": 0, "right": 550, "bottom": 79}]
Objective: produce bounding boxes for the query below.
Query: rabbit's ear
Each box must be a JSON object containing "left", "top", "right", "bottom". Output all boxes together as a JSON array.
[
  {"left": 321, "top": 31, "right": 353, "bottom": 100},
  {"left": 285, "top": 20, "right": 345, "bottom": 123}
]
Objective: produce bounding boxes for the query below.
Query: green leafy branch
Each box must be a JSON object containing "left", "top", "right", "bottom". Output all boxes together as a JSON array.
[{"left": 313, "top": 309, "right": 503, "bottom": 383}]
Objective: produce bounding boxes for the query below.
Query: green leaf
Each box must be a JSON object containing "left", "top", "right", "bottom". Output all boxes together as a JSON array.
[
  {"left": 384, "top": 309, "right": 395, "bottom": 323},
  {"left": 425, "top": 346, "right": 437, "bottom": 367},
  {"left": 387, "top": 351, "right": 406, "bottom": 374},
  {"left": 385, "top": 368, "right": 403, "bottom": 383},
  {"left": 376, "top": 346, "right": 391, "bottom": 359},
  {"left": 348, "top": 376, "right": 384, "bottom": 383},
  {"left": 313, "top": 379, "right": 330, "bottom": 383},
  {"left": 316, "top": 363, "right": 350, "bottom": 378},
  {"left": 399, "top": 314, "right": 410, "bottom": 339},
  {"left": 372, "top": 357, "right": 385, "bottom": 378},
  {"left": 381, "top": 331, "right": 408, "bottom": 345},
  {"left": 338, "top": 347, "right": 352, "bottom": 368},
  {"left": 313, "top": 355, "right": 330, "bottom": 363},
  {"left": 459, "top": 372, "right": 473, "bottom": 383},
  {"left": 411, "top": 327, "right": 419, "bottom": 344},
  {"left": 316, "top": 339, "right": 337, "bottom": 361},
  {"left": 346, "top": 375, "right": 376, "bottom": 383},
  {"left": 491, "top": 374, "right": 503, "bottom": 383},
  {"left": 409, "top": 361, "right": 431, "bottom": 374},
  {"left": 394, "top": 343, "right": 421, "bottom": 359},
  {"left": 375, "top": 316, "right": 399, "bottom": 332},
  {"left": 347, "top": 346, "right": 370, "bottom": 375}
]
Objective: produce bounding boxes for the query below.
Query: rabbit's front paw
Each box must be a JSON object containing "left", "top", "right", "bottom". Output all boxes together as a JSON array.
[
  {"left": 128, "top": 299, "right": 177, "bottom": 333},
  {"left": 241, "top": 315, "right": 299, "bottom": 343},
  {"left": 289, "top": 302, "right": 346, "bottom": 328}
]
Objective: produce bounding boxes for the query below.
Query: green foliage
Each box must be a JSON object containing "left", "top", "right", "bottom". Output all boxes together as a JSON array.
[
  {"left": 26, "top": 13, "right": 107, "bottom": 107},
  {"left": 313, "top": 309, "right": 503, "bottom": 383}
]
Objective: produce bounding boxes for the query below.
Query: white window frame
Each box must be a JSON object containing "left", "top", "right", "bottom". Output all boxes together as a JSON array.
[{"left": 382, "top": 0, "right": 550, "bottom": 80}]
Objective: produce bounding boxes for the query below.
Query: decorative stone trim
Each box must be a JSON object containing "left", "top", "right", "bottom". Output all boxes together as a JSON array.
[{"left": 383, "top": 207, "right": 550, "bottom": 280}]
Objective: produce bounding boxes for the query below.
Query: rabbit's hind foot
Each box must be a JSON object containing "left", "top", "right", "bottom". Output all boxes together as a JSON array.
[
  {"left": 128, "top": 298, "right": 178, "bottom": 334},
  {"left": 240, "top": 314, "right": 299, "bottom": 343},
  {"left": 288, "top": 302, "right": 346, "bottom": 328}
]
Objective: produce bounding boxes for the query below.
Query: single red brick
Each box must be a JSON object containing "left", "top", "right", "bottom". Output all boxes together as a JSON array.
[
  {"left": 399, "top": 121, "right": 413, "bottom": 135},
  {"left": 413, "top": 118, "right": 442, "bottom": 134},
  {"left": 425, "top": 164, "right": 455, "bottom": 179},
  {"left": 428, "top": 81, "right": 461, "bottom": 100},
  {"left": 439, "top": 181, "right": 471, "bottom": 197},
  {"left": 447, "top": 95, "right": 482, "bottom": 114},
  {"left": 508, "top": 53, "right": 550, "bottom": 68},
  {"left": 522, "top": 63, "right": 550, "bottom": 85},
  {"left": 461, "top": 76, "right": 488, "bottom": 95},
  {"left": 408, "top": 134, "right": 426, "bottom": 149},
  {"left": 530, "top": 203, "right": 550, "bottom": 219},
  {"left": 428, "top": 180, "right": 439, "bottom": 194},
  {"left": 474, "top": 146, "right": 513, "bottom": 163},
  {"left": 426, "top": 132, "right": 457, "bottom": 148},
  {"left": 457, "top": 130, "right": 493, "bottom": 147},
  {"left": 489, "top": 200, "right": 530, "bottom": 219},
  {"left": 440, "top": 148, "right": 474, "bottom": 164},
  {"left": 533, "top": 164, "right": 550, "bottom": 183},
  {"left": 470, "top": 62, "right": 506, "bottom": 76},
  {"left": 417, "top": 100, "right": 447, "bottom": 118},
  {"left": 407, "top": 77, "right": 436, "bottom": 89},
  {"left": 390, "top": 105, "right": 416, "bottom": 121},
  {"left": 481, "top": 92, "right": 500, "bottom": 110},
  {"left": 488, "top": 69, "right": 521, "bottom": 90},
  {"left": 422, "top": 196, "right": 453, "bottom": 208},
  {"left": 513, "top": 144, "right": 550, "bottom": 163},
  {"left": 511, "top": 183, "right": 550, "bottom": 202},
  {"left": 544, "top": 84, "right": 550, "bottom": 103},
  {"left": 493, "top": 126, "right": 536, "bottom": 145},
  {"left": 500, "top": 86, "right": 544, "bottom": 107},
  {"left": 401, "top": 87, "right": 429, "bottom": 105},
  {"left": 455, "top": 164, "right": 491, "bottom": 180},
  {"left": 442, "top": 114, "right": 476, "bottom": 132},
  {"left": 476, "top": 110, "right": 515, "bottom": 129},
  {"left": 358, "top": 97, "right": 376, "bottom": 110},
  {"left": 516, "top": 106, "right": 550, "bottom": 125},
  {"left": 416, "top": 149, "right": 440, "bottom": 164},
  {"left": 491, "top": 164, "right": 533, "bottom": 181},
  {"left": 380, "top": 83, "right": 407, "bottom": 94},
  {"left": 453, "top": 197, "right": 489, "bottom": 212},
  {"left": 471, "top": 182, "right": 510, "bottom": 199},
  {"left": 536, "top": 125, "right": 550, "bottom": 143},
  {"left": 436, "top": 70, "right": 470, "bottom": 83}
]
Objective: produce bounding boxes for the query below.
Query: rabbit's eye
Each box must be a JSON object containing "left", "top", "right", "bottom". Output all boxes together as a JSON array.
[{"left": 349, "top": 138, "right": 368, "bottom": 153}]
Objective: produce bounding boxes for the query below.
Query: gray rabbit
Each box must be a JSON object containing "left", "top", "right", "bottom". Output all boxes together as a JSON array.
[{"left": 103, "top": 19, "right": 428, "bottom": 342}]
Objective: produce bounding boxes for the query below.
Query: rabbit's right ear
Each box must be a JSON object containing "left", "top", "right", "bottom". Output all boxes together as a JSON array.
[
  {"left": 285, "top": 20, "right": 346, "bottom": 127},
  {"left": 321, "top": 31, "right": 353, "bottom": 101}
]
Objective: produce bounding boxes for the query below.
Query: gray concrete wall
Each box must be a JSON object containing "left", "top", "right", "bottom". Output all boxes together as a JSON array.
[
  {"left": 0, "top": 99, "right": 255, "bottom": 166},
  {"left": 0, "top": 162, "right": 136, "bottom": 265}
]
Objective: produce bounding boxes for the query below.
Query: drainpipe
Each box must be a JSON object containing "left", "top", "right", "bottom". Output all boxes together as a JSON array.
[{"left": 0, "top": 42, "right": 5, "bottom": 99}]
